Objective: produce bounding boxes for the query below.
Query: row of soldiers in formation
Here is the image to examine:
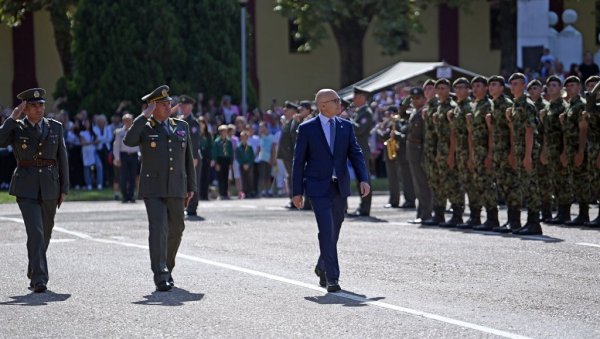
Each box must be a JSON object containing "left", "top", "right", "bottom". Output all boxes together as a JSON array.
[{"left": 381, "top": 73, "right": 600, "bottom": 235}]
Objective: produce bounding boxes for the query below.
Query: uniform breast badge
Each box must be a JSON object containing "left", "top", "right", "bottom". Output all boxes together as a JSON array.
[
  {"left": 21, "top": 144, "right": 27, "bottom": 150},
  {"left": 150, "top": 141, "right": 157, "bottom": 148}
]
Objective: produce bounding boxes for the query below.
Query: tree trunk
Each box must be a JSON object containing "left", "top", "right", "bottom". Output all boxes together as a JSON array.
[
  {"left": 47, "top": 1, "right": 72, "bottom": 76},
  {"left": 499, "top": 0, "right": 517, "bottom": 75},
  {"left": 330, "top": 22, "right": 369, "bottom": 88}
]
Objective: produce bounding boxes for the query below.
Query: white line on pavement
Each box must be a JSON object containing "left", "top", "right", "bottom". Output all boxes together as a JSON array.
[
  {"left": 576, "top": 242, "right": 600, "bottom": 248},
  {"left": 50, "top": 239, "right": 76, "bottom": 243},
  {"left": 0, "top": 216, "right": 532, "bottom": 338}
]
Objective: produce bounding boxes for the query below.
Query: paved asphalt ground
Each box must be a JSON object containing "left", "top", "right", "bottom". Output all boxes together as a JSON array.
[{"left": 0, "top": 195, "right": 599, "bottom": 338}]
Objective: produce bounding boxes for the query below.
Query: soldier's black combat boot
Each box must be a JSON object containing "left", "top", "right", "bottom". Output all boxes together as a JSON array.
[
  {"left": 493, "top": 207, "right": 521, "bottom": 233},
  {"left": 565, "top": 203, "right": 589, "bottom": 226},
  {"left": 584, "top": 214, "right": 600, "bottom": 227},
  {"left": 473, "top": 207, "right": 499, "bottom": 231},
  {"left": 457, "top": 207, "right": 481, "bottom": 229},
  {"left": 439, "top": 205, "right": 463, "bottom": 228},
  {"left": 546, "top": 204, "right": 571, "bottom": 224},
  {"left": 422, "top": 205, "right": 445, "bottom": 226},
  {"left": 540, "top": 202, "right": 553, "bottom": 222},
  {"left": 514, "top": 210, "right": 543, "bottom": 235}
]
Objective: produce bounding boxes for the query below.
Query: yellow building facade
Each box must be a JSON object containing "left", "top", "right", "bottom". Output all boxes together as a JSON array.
[{"left": 0, "top": 0, "right": 597, "bottom": 110}]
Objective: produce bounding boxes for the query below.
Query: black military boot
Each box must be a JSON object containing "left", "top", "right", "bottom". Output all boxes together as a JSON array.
[
  {"left": 457, "top": 207, "right": 481, "bottom": 229},
  {"left": 493, "top": 207, "right": 521, "bottom": 233},
  {"left": 422, "top": 205, "right": 445, "bottom": 226},
  {"left": 584, "top": 214, "right": 600, "bottom": 227},
  {"left": 473, "top": 207, "right": 499, "bottom": 231},
  {"left": 546, "top": 204, "right": 571, "bottom": 224},
  {"left": 439, "top": 205, "right": 463, "bottom": 228},
  {"left": 565, "top": 203, "right": 589, "bottom": 226},
  {"left": 514, "top": 210, "right": 543, "bottom": 235},
  {"left": 540, "top": 202, "right": 553, "bottom": 222}
]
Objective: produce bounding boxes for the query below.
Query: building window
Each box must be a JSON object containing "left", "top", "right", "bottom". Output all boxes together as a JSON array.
[
  {"left": 490, "top": 1, "right": 501, "bottom": 50},
  {"left": 288, "top": 20, "right": 309, "bottom": 53}
]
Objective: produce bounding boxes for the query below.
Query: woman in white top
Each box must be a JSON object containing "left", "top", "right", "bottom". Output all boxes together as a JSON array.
[{"left": 79, "top": 119, "right": 104, "bottom": 190}]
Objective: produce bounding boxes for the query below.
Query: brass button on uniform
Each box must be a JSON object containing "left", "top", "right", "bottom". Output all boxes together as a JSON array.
[
  {"left": 169, "top": 157, "right": 173, "bottom": 161},
  {"left": 169, "top": 148, "right": 172, "bottom": 152},
  {"left": 38, "top": 169, "right": 42, "bottom": 173},
  {"left": 38, "top": 152, "right": 42, "bottom": 155},
  {"left": 169, "top": 167, "right": 173, "bottom": 171},
  {"left": 38, "top": 143, "right": 42, "bottom": 146}
]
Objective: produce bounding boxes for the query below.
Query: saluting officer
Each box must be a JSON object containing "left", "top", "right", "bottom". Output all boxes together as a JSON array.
[
  {"left": 349, "top": 86, "right": 374, "bottom": 217},
  {"left": 0, "top": 88, "right": 69, "bottom": 293},
  {"left": 277, "top": 101, "right": 299, "bottom": 209},
  {"left": 124, "top": 85, "right": 196, "bottom": 292},
  {"left": 176, "top": 94, "right": 202, "bottom": 220}
]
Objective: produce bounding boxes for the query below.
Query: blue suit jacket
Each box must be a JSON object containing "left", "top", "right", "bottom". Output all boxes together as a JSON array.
[{"left": 292, "top": 115, "right": 369, "bottom": 198}]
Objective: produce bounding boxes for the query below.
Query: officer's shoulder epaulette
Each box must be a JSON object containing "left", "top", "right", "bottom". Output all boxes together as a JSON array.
[{"left": 48, "top": 118, "right": 62, "bottom": 126}]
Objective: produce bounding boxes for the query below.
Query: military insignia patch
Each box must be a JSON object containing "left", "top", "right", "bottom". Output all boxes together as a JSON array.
[
  {"left": 34, "top": 91, "right": 40, "bottom": 98},
  {"left": 21, "top": 144, "right": 27, "bottom": 149},
  {"left": 181, "top": 142, "right": 186, "bottom": 148},
  {"left": 176, "top": 130, "right": 186, "bottom": 137},
  {"left": 150, "top": 141, "right": 157, "bottom": 148}
]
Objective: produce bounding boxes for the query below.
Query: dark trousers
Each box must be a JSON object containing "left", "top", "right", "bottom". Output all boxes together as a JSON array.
[
  {"left": 384, "top": 156, "right": 400, "bottom": 205},
  {"left": 407, "top": 144, "right": 432, "bottom": 219},
  {"left": 143, "top": 197, "right": 185, "bottom": 285},
  {"left": 186, "top": 163, "right": 201, "bottom": 214},
  {"left": 216, "top": 157, "right": 231, "bottom": 197},
  {"left": 69, "top": 145, "right": 85, "bottom": 188},
  {"left": 120, "top": 152, "right": 139, "bottom": 201},
  {"left": 357, "top": 153, "right": 372, "bottom": 215},
  {"left": 310, "top": 181, "right": 346, "bottom": 281},
  {"left": 398, "top": 144, "right": 415, "bottom": 204},
  {"left": 240, "top": 164, "right": 254, "bottom": 195},
  {"left": 198, "top": 157, "right": 211, "bottom": 200},
  {"left": 283, "top": 159, "right": 293, "bottom": 199},
  {"left": 17, "top": 197, "right": 57, "bottom": 285}
]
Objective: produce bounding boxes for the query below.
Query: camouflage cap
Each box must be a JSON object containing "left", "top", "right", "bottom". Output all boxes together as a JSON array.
[
  {"left": 452, "top": 77, "right": 470, "bottom": 88},
  {"left": 178, "top": 94, "right": 196, "bottom": 105},
  {"left": 487, "top": 75, "right": 506, "bottom": 86},
  {"left": 545, "top": 75, "right": 562, "bottom": 86},
  {"left": 527, "top": 79, "right": 543, "bottom": 90},
  {"left": 142, "top": 85, "right": 172, "bottom": 103},
  {"left": 434, "top": 78, "right": 451, "bottom": 88},
  {"left": 16, "top": 88, "right": 46, "bottom": 103},
  {"left": 470, "top": 76, "right": 488, "bottom": 86},
  {"left": 564, "top": 75, "right": 581, "bottom": 85},
  {"left": 584, "top": 75, "right": 600, "bottom": 86},
  {"left": 508, "top": 72, "right": 526, "bottom": 83}
]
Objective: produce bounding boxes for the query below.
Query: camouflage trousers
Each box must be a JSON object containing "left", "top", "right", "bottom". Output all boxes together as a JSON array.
[
  {"left": 591, "top": 148, "right": 600, "bottom": 199},
  {"left": 424, "top": 153, "right": 445, "bottom": 207},
  {"left": 461, "top": 155, "right": 496, "bottom": 211},
  {"left": 437, "top": 158, "right": 464, "bottom": 207},
  {"left": 537, "top": 162, "right": 553, "bottom": 205},
  {"left": 521, "top": 166, "right": 541, "bottom": 212},
  {"left": 571, "top": 156, "right": 591, "bottom": 204},
  {"left": 494, "top": 158, "right": 521, "bottom": 209},
  {"left": 548, "top": 156, "right": 572, "bottom": 205}
]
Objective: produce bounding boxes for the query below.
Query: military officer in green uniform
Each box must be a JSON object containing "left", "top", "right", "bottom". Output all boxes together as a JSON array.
[
  {"left": 348, "top": 86, "right": 374, "bottom": 217},
  {"left": 124, "top": 85, "right": 196, "bottom": 291},
  {"left": 506, "top": 73, "right": 542, "bottom": 235},
  {"left": 277, "top": 101, "right": 298, "bottom": 209},
  {"left": 560, "top": 76, "right": 591, "bottom": 226},
  {"left": 376, "top": 106, "right": 402, "bottom": 208},
  {"left": 291, "top": 100, "right": 314, "bottom": 210},
  {"left": 0, "top": 88, "right": 69, "bottom": 293},
  {"left": 175, "top": 94, "right": 202, "bottom": 219},
  {"left": 583, "top": 77, "right": 600, "bottom": 227},
  {"left": 527, "top": 79, "right": 552, "bottom": 222}
]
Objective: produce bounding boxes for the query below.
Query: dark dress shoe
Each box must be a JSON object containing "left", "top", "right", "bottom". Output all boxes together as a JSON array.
[
  {"left": 284, "top": 202, "right": 293, "bottom": 209},
  {"left": 168, "top": 275, "right": 175, "bottom": 287},
  {"left": 347, "top": 210, "right": 369, "bottom": 217},
  {"left": 314, "top": 267, "right": 326, "bottom": 287},
  {"left": 384, "top": 203, "right": 399, "bottom": 208},
  {"left": 491, "top": 224, "right": 513, "bottom": 233},
  {"left": 156, "top": 281, "right": 172, "bottom": 292},
  {"left": 407, "top": 218, "right": 422, "bottom": 224},
  {"left": 400, "top": 202, "right": 416, "bottom": 209},
  {"left": 33, "top": 283, "right": 47, "bottom": 293},
  {"left": 513, "top": 223, "right": 543, "bottom": 235},
  {"left": 326, "top": 280, "right": 341, "bottom": 293}
]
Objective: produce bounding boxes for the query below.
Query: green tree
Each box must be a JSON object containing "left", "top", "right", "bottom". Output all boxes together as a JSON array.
[{"left": 274, "top": 0, "right": 470, "bottom": 87}]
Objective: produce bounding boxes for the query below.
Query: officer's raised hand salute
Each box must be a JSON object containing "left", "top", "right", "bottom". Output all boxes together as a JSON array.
[
  {"left": 0, "top": 88, "right": 69, "bottom": 293},
  {"left": 124, "top": 85, "right": 196, "bottom": 292}
]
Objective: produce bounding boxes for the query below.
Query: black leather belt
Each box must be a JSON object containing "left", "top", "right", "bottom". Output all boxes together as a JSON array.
[{"left": 18, "top": 159, "right": 56, "bottom": 167}]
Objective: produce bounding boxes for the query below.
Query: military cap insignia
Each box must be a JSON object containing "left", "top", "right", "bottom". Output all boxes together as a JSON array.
[
  {"left": 162, "top": 89, "right": 167, "bottom": 97},
  {"left": 34, "top": 91, "right": 40, "bottom": 98}
]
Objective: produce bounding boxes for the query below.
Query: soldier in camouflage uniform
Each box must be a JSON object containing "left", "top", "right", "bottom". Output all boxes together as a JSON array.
[
  {"left": 527, "top": 80, "right": 552, "bottom": 222},
  {"left": 486, "top": 76, "right": 520, "bottom": 233},
  {"left": 542, "top": 76, "right": 571, "bottom": 225},
  {"left": 348, "top": 86, "right": 374, "bottom": 217},
  {"left": 421, "top": 80, "right": 444, "bottom": 225},
  {"left": 447, "top": 78, "right": 477, "bottom": 228},
  {"left": 432, "top": 78, "right": 463, "bottom": 227},
  {"left": 465, "top": 77, "right": 500, "bottom": 231},
  {"left": 506, "top": 73, "right": 542, "bottom": 235},
  {"left": 583, "top": 77, "right": 600, "bottom": 227},
  {"left": 560, "top": 76, "right": 591, "bottom": 225}
]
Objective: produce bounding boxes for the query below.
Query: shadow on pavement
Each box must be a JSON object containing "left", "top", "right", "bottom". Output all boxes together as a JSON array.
[
  {"left": 0, "top": 291, "right": 71, "bottom": 306},
  {"left": 132, "top": 287, "right": 204, "bottom": 306},
  {"left": 346, "top": 216, "right": 388, "bottom": 223},
  {"left": 304, "top": 290, "right": 385, "bottom": 307}
]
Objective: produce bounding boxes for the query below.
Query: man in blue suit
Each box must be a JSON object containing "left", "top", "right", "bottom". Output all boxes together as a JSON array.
[{"left": 292, "top": 89, "right": 370, "bottom": 292}]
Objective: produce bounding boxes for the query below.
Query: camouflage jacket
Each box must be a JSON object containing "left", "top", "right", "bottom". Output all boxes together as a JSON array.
[
  {"left": 434, "top": 97, "right": 458, "bottom": 157},
  {"left": 471, "top": 97, "right": 493, "bottom": 160},
  {"left": 563, "top": 95, "right": 586, "bottom": 157},
  {"left": 511, "top": 95, "right": 539, "bottom": 161},
  {"left": 491, "top": 94, "right": 513, "bottom": 160}
]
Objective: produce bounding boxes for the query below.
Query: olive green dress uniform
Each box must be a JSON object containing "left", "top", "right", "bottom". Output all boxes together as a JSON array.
[
  {"left": 433, "top": 90, "right": 463, "bottom": 226},
  {"left": 543, "top": 83, "right": 571, "bottom": 224},
  {"left": 291, "top": 100, "right": 314, "bottom": 210},
  {"left": 350, "top": 92, "right": 374, "bottom": 216},
  {"left": 0, "top": 88, "right": 69, "bottom": 290},
  {"left": 180, "top": 95, "right": 202, "bottom": 217},
  {"left": 277, "top": 102, "right": 298, "bottom": 202},
  {"left": 403, "top": 88, "right": 433, "bottom": 221},
  {"left": 396, "top": 106, "right": 416, "bottom": 207},
  {"left": 123, "top": 85, "right": 196, "bottom": 288},
  {"left": 584, "top": 81, "right": 600, "bottom": 226},
  {"left": 563, "top": 79, "right": 591, "bottom": 225}
]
